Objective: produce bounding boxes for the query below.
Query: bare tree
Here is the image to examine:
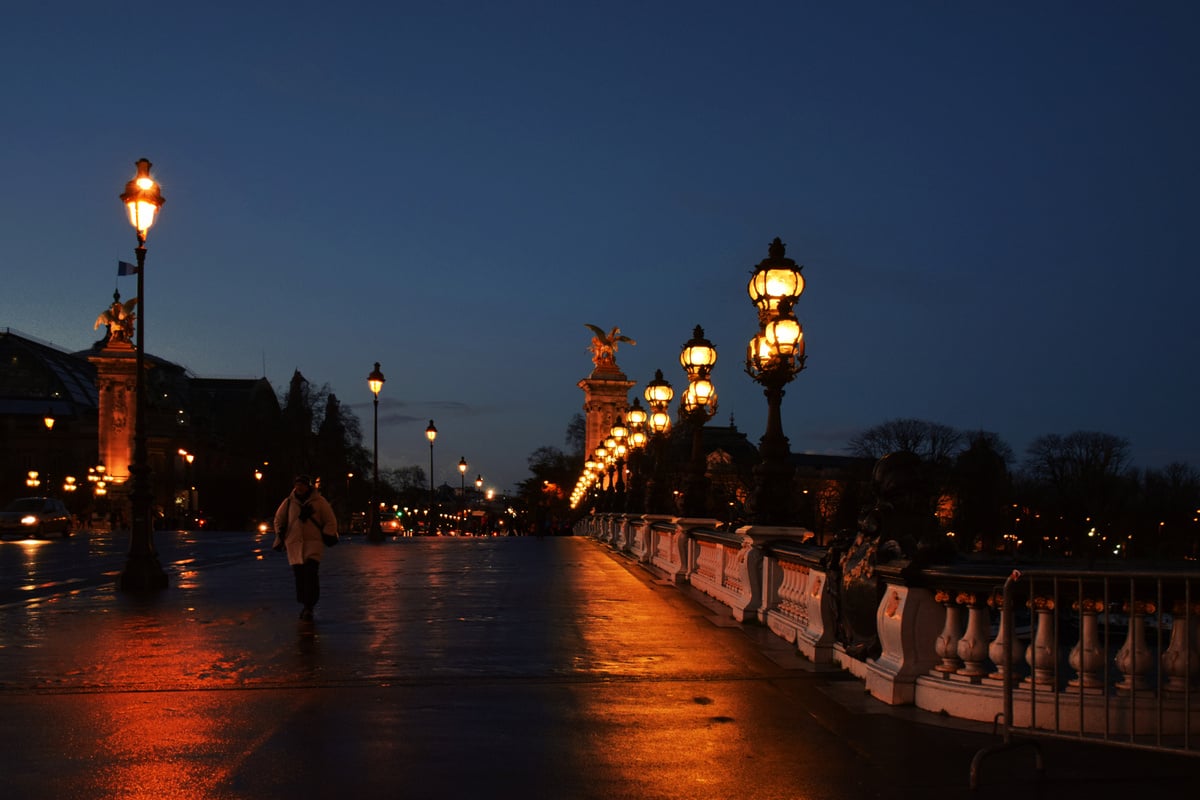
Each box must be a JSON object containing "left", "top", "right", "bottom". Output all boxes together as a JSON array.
[
  {"left": 1021, "top": 431, "right": 1133, "bottom": 556},
  {"left": 564, "top": 413, "right": 586, "bottom": 458},
  {"left": 847, "top": 418, "right": 964, "bottom": 463}
]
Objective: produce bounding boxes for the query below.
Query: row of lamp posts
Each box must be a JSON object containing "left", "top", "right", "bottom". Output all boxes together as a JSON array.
[
  {"left": 364, "top": 362, "right": 475, "bottom": 539},
  {"left": 572, "top": 237, "right": 806, "bottom": 525}
]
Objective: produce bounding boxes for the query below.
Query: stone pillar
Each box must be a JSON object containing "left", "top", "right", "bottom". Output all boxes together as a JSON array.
[
  {"left": 87, "top": 339, "right": 138, "bottom": 528},
  {"left": 88, "top": 344, "right": 137, "bottom": 484},
  {"left": 578, "top": 362, "right": 635, "bottom": 462},
  {"left": 866, "top": 579, "right": 942, "bottom": 705}
]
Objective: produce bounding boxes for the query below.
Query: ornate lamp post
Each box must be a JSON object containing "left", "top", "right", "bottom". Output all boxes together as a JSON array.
[
  {"left": 118, "top": 158, "right": 167, "bottom": 592},
  {"left": 679, "top": 326, "right": 718, "bottom": 517},
  {"left": 744, "top": 237, "right": 806, "bottom": 525},
  {"left": 643, "top": 369, "right": 674, "bottom": 514},
  {"left": 425, "top": 420, "right": 437, "bottom": 533},
  {"left": 367, "top": 363, "right": 386, "bottom": 541},
  {"left": 624, "top": 398, "right": 648, "bottom": 513},
  {"left": 609, "top": 418, "right": 628, "bottom": 510},
  {"left": 593, "top": 444, "right": 609, "bottom": 509}
]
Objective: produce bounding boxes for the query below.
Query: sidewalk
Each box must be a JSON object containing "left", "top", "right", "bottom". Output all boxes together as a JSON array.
[{"left": 0, "top": 535, "right": 1194, "bottom": 799}]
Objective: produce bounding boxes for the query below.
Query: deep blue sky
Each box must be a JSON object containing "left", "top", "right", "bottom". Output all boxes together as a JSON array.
[{"left": 3, "top": 2, "right": 1198, "bottom": 492}]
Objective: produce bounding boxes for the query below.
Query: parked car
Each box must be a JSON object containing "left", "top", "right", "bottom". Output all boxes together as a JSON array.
[{"left": 0, "top": 497, "right": 74, "bottom": 538}]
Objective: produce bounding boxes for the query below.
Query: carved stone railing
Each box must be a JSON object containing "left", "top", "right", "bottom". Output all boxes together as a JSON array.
[
  {"left": 760, "top": 541, "right": 837, "bottom": 664},
  {"left": 576, "top": 514, "right": 1200, "bottom": 749}
]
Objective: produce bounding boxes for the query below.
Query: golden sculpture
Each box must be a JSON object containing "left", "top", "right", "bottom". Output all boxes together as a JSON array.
[
  {"left": 95, "top": 294, "right": 139, "bottom": 346},
  {"left": 585, "top": 324, "right": 636, "bottom": 367}
]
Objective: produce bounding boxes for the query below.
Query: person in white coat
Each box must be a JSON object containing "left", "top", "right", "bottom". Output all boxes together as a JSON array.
[{"left": 273, "top": 474, "right": 338, "bottom": 620}]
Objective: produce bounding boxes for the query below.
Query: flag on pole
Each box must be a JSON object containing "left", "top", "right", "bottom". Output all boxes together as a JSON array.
[{"left": 118, "top": 260, "right": 139, "bottom": 276}]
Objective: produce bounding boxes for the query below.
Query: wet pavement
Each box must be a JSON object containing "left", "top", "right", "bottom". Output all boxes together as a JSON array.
[{"left": 0, "top": 532, "right": 1195, "bottom": 799}]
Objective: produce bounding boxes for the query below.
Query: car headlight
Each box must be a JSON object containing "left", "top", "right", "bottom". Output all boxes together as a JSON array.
[{"left": 20, "top": 515, "right": 38, "bottom": 526}]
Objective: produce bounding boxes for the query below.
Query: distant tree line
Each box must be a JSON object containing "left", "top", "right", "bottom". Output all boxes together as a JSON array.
[{"left": 845, "top": 418, "right": 1200, "bottom": 561}]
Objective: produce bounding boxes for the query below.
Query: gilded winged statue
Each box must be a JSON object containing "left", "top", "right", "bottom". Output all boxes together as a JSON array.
[
  {"left": 95, "top": 296, "right": 139, "bottom": 345},
  {"left": 585, "top": 324, "right": 636, "bottom": 366}
]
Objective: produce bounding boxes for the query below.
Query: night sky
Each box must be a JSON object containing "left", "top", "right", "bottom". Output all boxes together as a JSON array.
[{"left": 3, "top": 2, "right": 1197, "bottom": 492}]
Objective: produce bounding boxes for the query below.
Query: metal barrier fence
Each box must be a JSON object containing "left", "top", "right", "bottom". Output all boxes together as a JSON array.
[{"left": 970, "top": 568, "right": 1198, "bottom": 791}]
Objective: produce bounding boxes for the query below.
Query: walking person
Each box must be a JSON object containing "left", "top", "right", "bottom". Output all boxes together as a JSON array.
[{"left": 273, "top": 474, "right": 338, "bottom": 620}]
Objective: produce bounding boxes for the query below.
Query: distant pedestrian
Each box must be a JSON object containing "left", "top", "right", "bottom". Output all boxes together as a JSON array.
[{"left": 273, "top": 474, "right": 338, "bottom": 620}]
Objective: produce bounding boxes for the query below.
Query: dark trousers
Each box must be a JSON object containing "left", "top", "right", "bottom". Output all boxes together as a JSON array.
[{"left": 292, "top": 559, "right": 320, "bottom": 608}]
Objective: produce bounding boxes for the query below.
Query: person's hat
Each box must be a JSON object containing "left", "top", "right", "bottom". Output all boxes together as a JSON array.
[{"left": 293, "top": 474, "right": 312, "bottom": 486}]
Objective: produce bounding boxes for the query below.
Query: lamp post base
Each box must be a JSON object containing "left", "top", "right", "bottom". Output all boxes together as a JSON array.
[
  {"left": 118, "top": 553, "right": 168, "bottom": 592},
  {"left": 749, "top": 458, "right": 795, "bottom": 526}
]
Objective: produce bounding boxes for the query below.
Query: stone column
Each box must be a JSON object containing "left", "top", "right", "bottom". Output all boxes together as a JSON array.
[
  {"left": 87, "top": 339, "right": 138, "bottom": 527},
  {"left": 578, "top": 363, "right": 635, "bottom": 475}
]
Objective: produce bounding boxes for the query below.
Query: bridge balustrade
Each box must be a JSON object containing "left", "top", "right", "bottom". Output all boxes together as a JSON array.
[{"left": 577, "top": 512, "right": 1200, "bottom": 757}]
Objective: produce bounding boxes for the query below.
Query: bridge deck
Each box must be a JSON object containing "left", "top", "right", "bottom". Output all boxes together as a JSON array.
[{"left": 0, "top": 535, "right": 1192, "bottom": 799}]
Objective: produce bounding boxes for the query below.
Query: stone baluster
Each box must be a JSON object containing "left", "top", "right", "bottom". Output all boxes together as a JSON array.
[
  {"left": 1160, "top": 601, "right": 1200, "bottom": 692},
  {"left": 1068, "top": 598, "right": 1106, "bottom": 689},
  {"left": 987, "top": 590, "right": 1024, "bottom": 682},
  {"left": 955, "top": 592, "right": 992, "bottom": 679},
  {"left": 778, "top": 562, "right": 804, "bottom": 620},
  {"left": 933, "top": 590, "right": 963, "bottom": 674},
  {"left": 1114, "top": 599, "right": 1155, "bottom": 692},
  {"left": 1024, "top": 596, "right": 1057, "bottom": 687}
]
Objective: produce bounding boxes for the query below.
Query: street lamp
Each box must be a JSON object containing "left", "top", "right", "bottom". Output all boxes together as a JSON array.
[
  {"left": 254, "top": 467, "right": 264, "bottom": 524},
  {"left": 603, "top": 436, "right": 618, "bottom": 510},
  {"left": 679, "top": 326, "right": 718, "bottom": 517},
  {"left": 458, "top": 457, "right": 468, "bottom": 498},
  {"left": 178, "top": 449, "right": 196, "bottom": 525},
  {"left": 643, "top": 369, "right": 674, "bottom": 514},
  {"left": 426, "top": 420, "right": 437, "bottom": 533},
  {"left": 368, "top": 362, "right": 385, "bottom": 541},
  {"left": 609, "top": 418, "right": 628, "bottom": 510},
  {"left": 624, "top": 398, "right": 648, "bottom": 513},
  {"left": 118, "top": 158, "right": 167, "bottom": 592},
  {"left": 744, "top": 237, "right": 806, "bottom": 524}
]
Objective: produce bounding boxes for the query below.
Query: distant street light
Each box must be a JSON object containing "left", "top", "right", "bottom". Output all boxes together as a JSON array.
[
  {"left": 426, "top": 420, "right": 437, "bottom": 533},
  {"left": 178, "top": 449, "right": 196, "bottom": 523},
  {"left": 254, "top": 467, "right": 264, "bottom": 524},
  {"left": 368, "top": 362, "right": 385, "bottom": 541},
  {"left": 118, "top": 158, "right": 167, "bottom": 592}
]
